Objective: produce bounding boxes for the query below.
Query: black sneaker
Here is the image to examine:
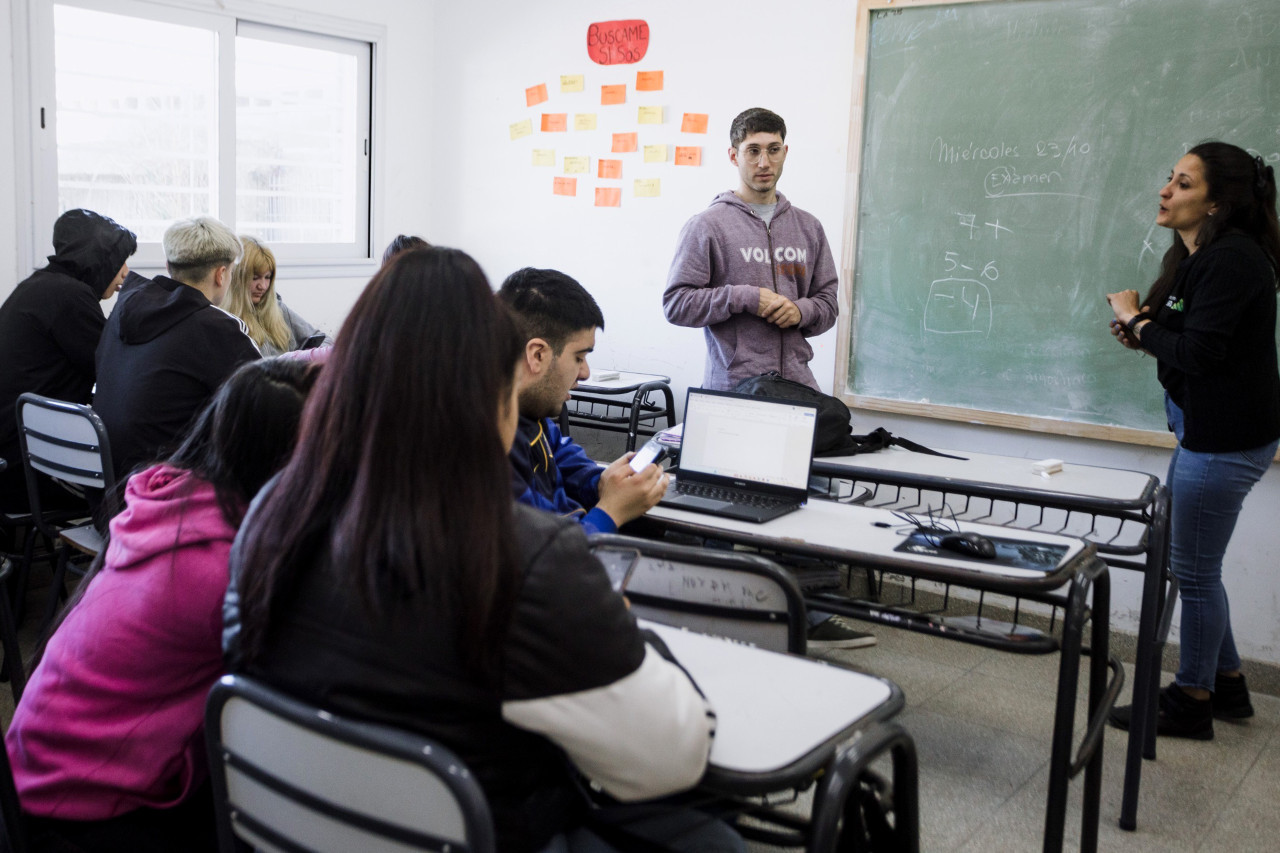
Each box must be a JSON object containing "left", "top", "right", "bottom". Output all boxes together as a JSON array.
[
  {"left": 1212, "top": 672, "right": 1254, "bottom": 720},
  {"left": 1109, "top": 683, "right": 1213, "bottom": 740},
  {"left": 807, "top": 616, "right": 877, "bottom": 651}
]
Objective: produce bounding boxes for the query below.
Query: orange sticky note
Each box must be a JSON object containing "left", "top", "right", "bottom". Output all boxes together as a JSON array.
[
  {"left": 675, "top": 146, "right": 702, "bottom": 166},
  {"left": 611, "top": 132, "right": 638, "bottom": 153},
  {"left": 681, "top": 113, "right": 709, "bottom": 134},
  {"left": 598, "top": 159, "right": 623, "bottom": 179},
  {"left": 601, "top": 84, "right": 626, "bottom": 105},
  {"left": 525, "top": 83, "right": 548, "bottom": 107},
  {"left": 553, "top": 177, "right": 577, "bottom": 197},
  {"left": 541, "top": 113, "right": 568, "bottom": 132},
  {"left": 636, "top": 70, "right": 664, "bottom": 91},
  {"left": 595, "top": 187, "right": 622, "bottom": 207}
]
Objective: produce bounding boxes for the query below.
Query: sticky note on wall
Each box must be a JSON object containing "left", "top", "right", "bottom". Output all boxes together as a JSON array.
[
  {"left": 541, "top": 114, "right": 567, "bottom": 132},
  {"left": 525, "top": 83, "right": 548, "bottom": 107},
  {"left": 635, "top": 70, "right": 663, "bottom": 91},
  {"left": 509, "top": 119, "right": 533, "bottom": 141},
  {"left": 553, "top": 177, "right": 577, "bottom": 196},
  {"left": 574, "top": 113, "right": 598, "bottom": 131},
  {"left": 634, "top": 178, "right": 660, "bottom": 197},
  {"left": 675, "top": 146, "right": 701, "bottom": 166},
  {"left": 643, "top": 144, "right": 668, "bottom": 163},
  {"left": 560, "top": 74, "right": 585, "bottom": 93},
  {"left": 532, "top": 149, "right": 555, "bottom": 166},
  {"left": 681, "top": 113, "right": 709, "bottom": 133},
  {"left": 598, "top": 159, "right": 623, "bottom": 179},
  {"left": 611, "top": 132, "right": 638, "bottom": 153},
  {"left": 563, "top": 156, "right": 590, "bottom": 174},
  {"left": 595, "top": 187, "right": 622, "bottom": 207},
  {"left": 601, "top": 84, "right": 626, "bottom": 105},
  {"left": 637, "top": 106, "right": 663, "bottom": 124}
]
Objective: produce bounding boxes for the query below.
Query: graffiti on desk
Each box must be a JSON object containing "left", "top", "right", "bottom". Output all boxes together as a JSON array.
[{"left": 626, "top": 558, "right": 787, "bottom": 609}]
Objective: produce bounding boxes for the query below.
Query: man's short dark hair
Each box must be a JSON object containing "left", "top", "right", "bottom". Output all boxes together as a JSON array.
[
  {"left": 730, "top": 108, "right": 787, "bottom": 148},
  {"left": 497, "top": 268, "right": 605, "bottom": 354}
]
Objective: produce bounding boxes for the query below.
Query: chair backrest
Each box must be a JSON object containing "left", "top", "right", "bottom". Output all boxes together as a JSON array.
[
  {"left": 589, "top": 534, "right": 808, "bottom": 654},
  {"left": 205, "top": 674, "right": 496, "bottom": 853},
  {"left": 15, "top": 394, "right": 113, "bottom": 517}
]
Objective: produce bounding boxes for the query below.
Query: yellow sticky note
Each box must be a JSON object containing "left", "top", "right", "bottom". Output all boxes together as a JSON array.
[
  {"left": 531, "top": 149, "right": 555, "bottom": 167},
  {"left": 643, "top": 144, "right": 668, "bottom": 163},
  {"left": 553, "top": 177, "right": 577, "bottom": 197},
  {"left": 509, "top": 119, "right": 533, "bottom": 141},
  {"left": 634, "top": 178, "right": 661, "bottom": 198},
  {"left": 560, "top": 74, "right": 585, "bottom": 93},
  {"left": 636, "top": 70, "right": 664, "bottom": 91},
  {"left": 675, "top": 146, "right": 701, "bottom": 166},
  {"left": 574, "top": 113, "right": 598, "bottom": 131},
  {"left": 525, "top": 83, "right": 548, "bottom": 107},
  {"left": 564, "top": 156, "right": 590, "bottom": 174},
  {"left": 638, "top": 105, "right": 663, "bottom": 125}
]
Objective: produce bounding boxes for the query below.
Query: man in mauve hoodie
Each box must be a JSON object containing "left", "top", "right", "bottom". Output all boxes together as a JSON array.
[{"left": 663, "top": 107, "right": 839, "bottom": 391}]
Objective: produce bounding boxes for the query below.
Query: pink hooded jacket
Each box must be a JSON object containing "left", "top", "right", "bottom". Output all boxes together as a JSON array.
[{"left": 5, "top": 465, "right": 237, "bottom": 819}]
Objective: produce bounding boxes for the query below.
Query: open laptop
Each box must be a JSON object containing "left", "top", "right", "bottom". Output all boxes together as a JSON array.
[{"left": 659, "top": 387, "right": 818, "bottom": 523}]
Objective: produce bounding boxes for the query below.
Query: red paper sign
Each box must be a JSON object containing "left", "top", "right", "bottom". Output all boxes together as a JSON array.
[{"left": 587, "top": 20, "right": 650, "bottom": 66}]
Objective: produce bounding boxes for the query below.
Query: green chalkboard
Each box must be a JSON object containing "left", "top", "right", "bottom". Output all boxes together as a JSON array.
[{"left": 845, "top": 0, "right": 1280, "bottom": 441}]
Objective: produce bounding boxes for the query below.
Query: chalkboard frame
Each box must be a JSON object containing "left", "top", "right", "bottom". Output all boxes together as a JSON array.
[{"left": 836, "top": 0, "right": 1183, "bottom": 447}]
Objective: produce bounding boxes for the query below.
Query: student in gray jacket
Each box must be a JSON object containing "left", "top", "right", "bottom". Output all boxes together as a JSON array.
[
  {"left": 663, "top": 108, "right": 839, "bottom": 391},
  {"left": 224, "top": 235, "right": 330, "bottom": 356}
]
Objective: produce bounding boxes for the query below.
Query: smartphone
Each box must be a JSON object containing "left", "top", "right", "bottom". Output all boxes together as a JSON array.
[
  {"left": 629, "top": 438, "right": 667, "bottom": 473},
  {"left": 595, "top": 547, "right": 640, "bottom": 592},
  {"left": 299, "top": 332, "right": 327, "bottom": 350}
]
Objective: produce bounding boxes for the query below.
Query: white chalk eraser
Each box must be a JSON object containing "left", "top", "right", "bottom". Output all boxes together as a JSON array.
[{"left": 1032, "top": 458, "right": 1064, "bottom": 476}]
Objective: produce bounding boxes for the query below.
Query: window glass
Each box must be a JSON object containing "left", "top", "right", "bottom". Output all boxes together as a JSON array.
[{"left": 53, "top": 4, "right": 218, "bottom": 243}]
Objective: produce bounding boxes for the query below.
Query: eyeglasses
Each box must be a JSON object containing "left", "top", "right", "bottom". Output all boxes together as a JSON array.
[{"left": 741, "top": 144, "right": 785, "bottom": 164}]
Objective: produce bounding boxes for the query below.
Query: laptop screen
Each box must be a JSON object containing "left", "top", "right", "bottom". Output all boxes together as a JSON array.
[{"left": 679, "top": 389, "right": 817, "bottom": 489}]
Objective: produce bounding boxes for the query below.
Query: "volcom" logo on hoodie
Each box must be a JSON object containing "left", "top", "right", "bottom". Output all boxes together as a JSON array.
[{"left": 739, "top": 246, "right": 808, "bottom": 264}]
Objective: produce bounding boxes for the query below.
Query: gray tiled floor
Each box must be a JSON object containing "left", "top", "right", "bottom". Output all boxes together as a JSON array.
[{"left": 781, "top": 624, "right": 1280, "bottom": 852}]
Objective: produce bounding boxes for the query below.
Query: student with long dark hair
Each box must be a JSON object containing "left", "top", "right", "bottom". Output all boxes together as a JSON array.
[
  {"left": 224, "top": 247, "right": 740, "bottom": 853},
  {"left": 1107, "top": 142, "right": 1280, "bottom": 739},
  {"left": 5, "top": 358, "right": 316, "bottom": 852}
]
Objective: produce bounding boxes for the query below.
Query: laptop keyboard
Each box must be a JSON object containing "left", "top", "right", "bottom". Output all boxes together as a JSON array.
[{"left": 675, "top": 481, "right": 792, "bottom": 509}]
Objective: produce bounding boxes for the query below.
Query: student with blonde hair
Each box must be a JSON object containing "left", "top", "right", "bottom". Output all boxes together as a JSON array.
[{"left": 225, "top": 236, "right": 329, "bottom": 356}]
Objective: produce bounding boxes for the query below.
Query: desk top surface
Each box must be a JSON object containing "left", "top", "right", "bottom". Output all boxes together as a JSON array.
[
  {"left": 645, "top": 622, "right": 895, "bottom": 778},
  {"left": 573, "top": 371, "right": 671, "bottom": 392},
  {"left": 647, "top": 496, "right": 1091, "bottom": 587},
  {"left": 813, "top": 445, "right": 1157, "bottom": 508}
]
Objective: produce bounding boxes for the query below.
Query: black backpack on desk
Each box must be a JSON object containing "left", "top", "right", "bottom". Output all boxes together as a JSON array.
[{"left": 732, "top": 372, "right": 964, "bottom": 459}]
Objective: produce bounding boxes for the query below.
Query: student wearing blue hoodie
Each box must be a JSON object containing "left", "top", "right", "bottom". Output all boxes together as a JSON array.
[{"left": 499, "top": 268, "right": 667, "bottom": 534}]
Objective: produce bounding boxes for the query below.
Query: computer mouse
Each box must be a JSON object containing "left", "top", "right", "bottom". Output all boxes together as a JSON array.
[{"left": 938, "top": 531, "right": 997, "bottom": 560}]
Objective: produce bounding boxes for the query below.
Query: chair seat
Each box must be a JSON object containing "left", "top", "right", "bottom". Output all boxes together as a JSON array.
[{"left": 60, "top": 524, "right": 103, "bottom": 557}]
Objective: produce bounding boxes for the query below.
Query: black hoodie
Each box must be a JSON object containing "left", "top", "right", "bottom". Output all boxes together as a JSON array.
[
  {"left": 94, "top": 274, "right": 260, "bottom": 480},
  {"left": 0, "top": 210, "right": 136, "bottom": 492}
]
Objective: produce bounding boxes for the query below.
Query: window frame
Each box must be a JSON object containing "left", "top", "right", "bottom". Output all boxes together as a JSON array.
[{"left": 18, "top": 0, "right": 384, "bottom": 275}]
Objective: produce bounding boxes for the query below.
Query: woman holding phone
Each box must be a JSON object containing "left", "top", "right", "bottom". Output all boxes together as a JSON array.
[
  {"left": 225, "top": 236, "right": 330, "bottom": 355},
  {"left": 1107, "top": 142, "right": 1280, "bottom": 740}
]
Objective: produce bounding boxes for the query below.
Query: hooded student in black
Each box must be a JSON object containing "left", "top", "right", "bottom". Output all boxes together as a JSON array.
[
  {"left": 0, "top": 209, "right": 136, "bottom": 513},
  {"left": 94, "top": 217, "right": 260, "bottom": 482}
]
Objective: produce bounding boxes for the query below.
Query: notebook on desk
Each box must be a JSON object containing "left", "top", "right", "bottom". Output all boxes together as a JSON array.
[{"left": 659, "top": 388, "right": 818, "bottom": 523}]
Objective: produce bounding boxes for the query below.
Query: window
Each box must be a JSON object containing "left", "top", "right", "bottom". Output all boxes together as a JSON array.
[{"left": 33, "top": 0, "right": 373, "bottom": 264}]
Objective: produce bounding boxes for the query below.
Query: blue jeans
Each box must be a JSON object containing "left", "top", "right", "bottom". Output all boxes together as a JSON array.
[{"left": 1165, "top": 396, "right": 1279, "bottom": 691}]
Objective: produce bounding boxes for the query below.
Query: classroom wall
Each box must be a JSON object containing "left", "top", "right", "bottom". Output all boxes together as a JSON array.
[
  {"left": 5, "top": 0, "right": 1279, "bottom": 668},
  {"left": 430, "top": 0, "right": 1280, "bottom": 668}
]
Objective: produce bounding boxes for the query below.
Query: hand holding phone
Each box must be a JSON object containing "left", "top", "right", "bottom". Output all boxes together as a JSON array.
[{"left": 629, "top": 439, "right": 667, "bottom": 473}]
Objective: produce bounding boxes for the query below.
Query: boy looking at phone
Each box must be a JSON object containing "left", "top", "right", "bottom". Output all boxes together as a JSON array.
[{"left": 498, "top": 268, "right": 669, "bottom": 533}]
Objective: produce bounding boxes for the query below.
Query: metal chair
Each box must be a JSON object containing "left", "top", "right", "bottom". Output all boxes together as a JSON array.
[
  {"left": 589, "top": 533, "right": 808, "bottom": 654},
  {"left": 14, "top": 394, "right": 113, "bottom": 632},
  {"left": 0, "top": 700, "right": 29, "bottom": 853},
  {"left": 0, "top": 556, "right": 25, "bottom": 704},
  {"left": 205, "top": 674, "right": 496, "bottom": 853}
]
